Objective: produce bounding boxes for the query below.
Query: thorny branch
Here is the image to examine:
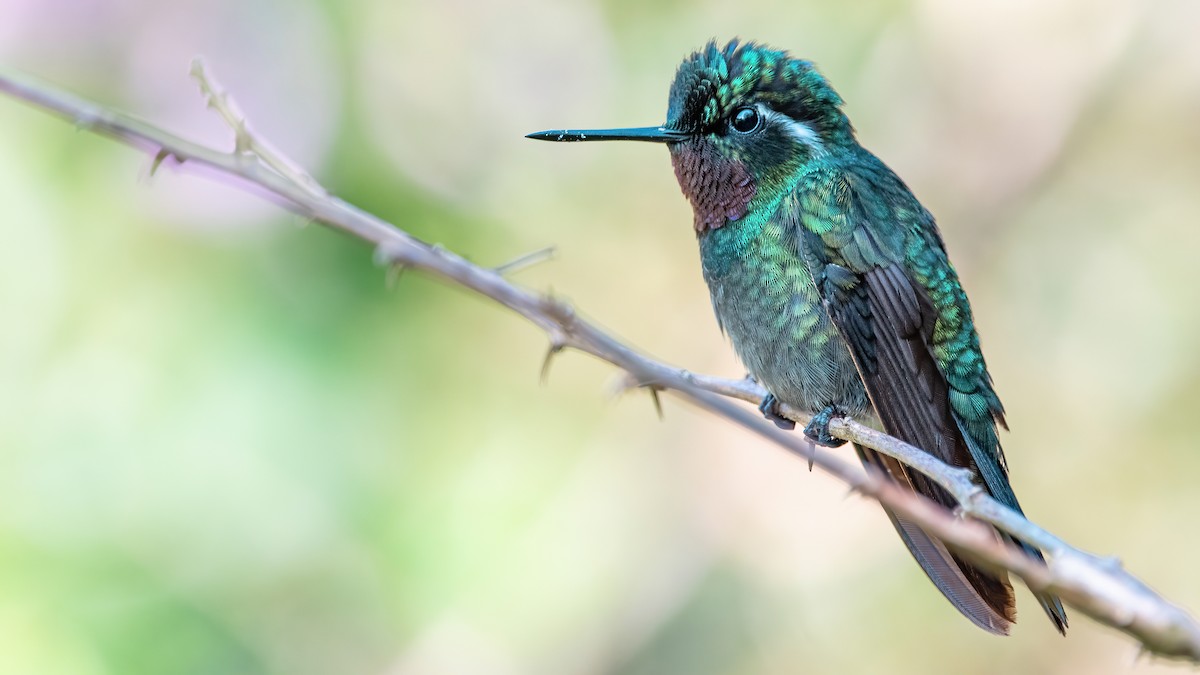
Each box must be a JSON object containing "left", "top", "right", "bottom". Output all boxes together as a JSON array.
[{"left": 1, "top": 62, "right": 1198, "bottom": 661}]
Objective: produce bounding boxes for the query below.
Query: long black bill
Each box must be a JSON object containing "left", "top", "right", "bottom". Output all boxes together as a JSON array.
[{"left": 525, "top": 126, "right": 688, "bottom": 143}]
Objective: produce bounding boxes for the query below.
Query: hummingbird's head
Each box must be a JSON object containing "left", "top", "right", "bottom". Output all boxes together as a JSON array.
[{"left": 528, "top": 39, "right": 854, "bottom": 233}]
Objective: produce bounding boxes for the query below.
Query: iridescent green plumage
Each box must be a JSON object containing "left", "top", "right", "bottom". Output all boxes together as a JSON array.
[{"left": 529, "top": 39, "right": 1066, "bottom": 636}]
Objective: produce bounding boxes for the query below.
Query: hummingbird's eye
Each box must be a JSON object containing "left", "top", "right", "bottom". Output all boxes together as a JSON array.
[{"left": 730, "top": 107, "right": 761, "bottom": 134}]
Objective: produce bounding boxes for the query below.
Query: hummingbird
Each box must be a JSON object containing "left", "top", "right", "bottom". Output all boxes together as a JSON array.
[{"left": 528, "top": 39, "right": 1067, "bottom": 635}]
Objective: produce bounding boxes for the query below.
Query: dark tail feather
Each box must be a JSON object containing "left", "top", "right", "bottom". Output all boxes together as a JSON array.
[
  {"left": 821, "top": 265, "right": 1068, "bottom": 633},
  {"left": 1007, "top": 534, "right": 1069, "bottom": 634},
  {"left": 857, "top": 444, "right": 1016, "bottom": 634}
]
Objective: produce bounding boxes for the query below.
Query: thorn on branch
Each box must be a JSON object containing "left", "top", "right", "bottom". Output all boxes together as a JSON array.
[
  {"left": 611, "top": 372, "right": 666, "bottom": 419},
  {"left": 540, "top": 338, "right": 565, "bottom": 384},
  {"left": 232, "top": 119, "right": 252, "bottom": 155},
  {"left": 149, "top": 148, "right": 183, "bottom": 176},
  {"left": 790, "top": 435, "right": 816, "bottom": 471},
  {"left": 609, "top": 369, "right": 667, "bottom": 417},
  {"left": 373, "top": 242, "right": 407, "bottom": 267},
  {"left": 190, "top": 58, "right": 255, "bottom": 157},
  {"left": 608, "top": 372, "right": 639, "bottom": 397},
  {"left": 648, "top": 387, "right": 664, "bottom": 420},
  {"left": 385, "top": 263, "right": 408, "bottom": 290},
  {"left": 541, "top": 293, "right": 577, "bottom": 328},
  {"left": 373, "top": 242, "right": 411, "bottom": 289}
]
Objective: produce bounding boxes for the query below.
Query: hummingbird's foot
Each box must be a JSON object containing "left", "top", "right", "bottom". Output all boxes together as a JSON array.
[
  {"left": 803, "top": 405, "right": 847, "bottom": 448},
  {"left": 758, "top": 393, "right": 796, "bottom": 430}
]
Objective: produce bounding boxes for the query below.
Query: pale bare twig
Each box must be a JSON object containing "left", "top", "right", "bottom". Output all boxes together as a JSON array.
[
  {"left": 1, "top": 63, "right": 1197, "bottom": 660},
  {"left": 493, "top": 245, "right": 557, "bottom": 277},
  {"left": 188, "top": 57, "right": 325, "bottom": 198}
]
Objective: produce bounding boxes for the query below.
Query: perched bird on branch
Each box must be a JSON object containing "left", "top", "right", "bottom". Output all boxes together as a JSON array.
[{"left": 529, "top": 39, "right": 1067, "bottom": 635}]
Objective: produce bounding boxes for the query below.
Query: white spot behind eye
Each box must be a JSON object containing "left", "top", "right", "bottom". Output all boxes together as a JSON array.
[{"left": 759, "top": 104, "right": 826, "bottom": 158}]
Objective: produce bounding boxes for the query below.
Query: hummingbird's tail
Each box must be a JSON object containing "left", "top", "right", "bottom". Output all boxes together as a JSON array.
[
  {"left": 1004, "top": 526, "right": 1069, "bottom": 634},
  {"left": 856, "top": 444, "right": 1017, "bottom": 635}
]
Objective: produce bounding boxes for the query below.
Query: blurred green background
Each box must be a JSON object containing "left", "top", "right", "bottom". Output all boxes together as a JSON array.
[{"left": 2, "top": 0, "right": 1199, "bottom": 673}]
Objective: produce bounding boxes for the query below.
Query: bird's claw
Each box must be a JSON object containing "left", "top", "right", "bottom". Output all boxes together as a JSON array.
[
  {"left": 758, "top": 393, "right": 795, "bottom": 430},
  {"left": 803, "top": 405, "right": 846, "bottom": 447}
]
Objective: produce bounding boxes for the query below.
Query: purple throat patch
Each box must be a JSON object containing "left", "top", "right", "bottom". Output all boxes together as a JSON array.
[{"left": 670, "top": 145, "right": 756, "bottom": 232}]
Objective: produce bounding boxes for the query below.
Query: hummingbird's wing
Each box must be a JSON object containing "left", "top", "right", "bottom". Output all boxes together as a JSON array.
[{"left": 794, "top": 164, "right": 1068, "bottom": 634}]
